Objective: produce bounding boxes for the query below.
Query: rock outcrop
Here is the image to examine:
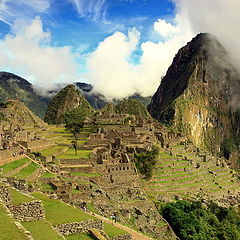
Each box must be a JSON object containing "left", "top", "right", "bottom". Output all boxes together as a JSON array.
[{"left": 148, "top": 33, "right": 240, "bottom": 166}]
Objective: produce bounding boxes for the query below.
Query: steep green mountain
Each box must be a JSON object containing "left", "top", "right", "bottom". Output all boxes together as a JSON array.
[
  {"left": 100, "top": 99, "right": 151, "bottom": 119},
  {"left": 0, "top": 72, "right": 49, "bottom": 118},
  {"left": 115, "top": 99, "right": 151, "bottom": 119},
  {"left": 0, "top": 99, "right": 46, "bottom": 127},
  {"left": 148, "top": 33, "right": 240, "bottom": 166},
  {"left": 44, "top": 84, "right": 94, "bottom": 124}
]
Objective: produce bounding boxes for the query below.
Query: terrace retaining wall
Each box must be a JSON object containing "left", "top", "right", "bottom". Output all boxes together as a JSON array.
[{"left": 55, "top": 219, "right": 103, "bottom": 235}]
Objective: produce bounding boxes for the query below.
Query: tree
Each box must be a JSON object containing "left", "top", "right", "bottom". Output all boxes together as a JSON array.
[
  {"left": 65, "top": 108, "right": 85, "bottom": 155},
  {"left": 134, "top": 146, "right": 159, "bottom": 179}
]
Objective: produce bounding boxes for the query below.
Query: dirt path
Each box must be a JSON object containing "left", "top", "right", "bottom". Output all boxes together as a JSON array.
[{"left": 91, "top": 213, "right": 153, "bottom": 240}]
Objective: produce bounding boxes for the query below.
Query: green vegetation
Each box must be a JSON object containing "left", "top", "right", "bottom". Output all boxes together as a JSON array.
[
  {"left": 44, "top": 84, "right": 93, "bottom": 124},
  {"left": 58, "top": 148, "right": 91, "bottom": 159},
  {"left": 41, "top": 171, "right": 56, "bottom": 178},
  {"left": 0, "top": 204, "right": 28, "bottom": 240},
  {"left": 40, "top": 183, "right": 56, "bottom": 192},
  {"left": 115, "top": 99, "right": 150, "bottom": 119},
  {"left": 103, "top": 222, "right": 127, "bottom": 238},
  {"left": 134, "top": 146, "right": 159, "bottom": 179},
  {"left": 71, "top": 172, "right": 101, "bottom": 177},
  {"left": 40, "top": 146, "right": 67, "bottom": 157},
  {"left": 10, "top": 188, "right": 33, "bottom": 205},
  {"left": 22, "top": 220, "right": 64, "bottom": 240},
  {"left": 32, "top": 192, "right": 96, "bottom": 225},
  {"left": 65, "top": 107, "right": 85, "bottom": 155},
  {"left": 220, "top": 137, "right": 237, "bottom": 160},
  {"left": 0, "top": 158, "right": 29, "bottom": 174},
  {"left": 161, "top": 200, "right": 240, "bottom": 240},
  {"left": 14, "top": 162, "right": 38, "bottom": 179}
]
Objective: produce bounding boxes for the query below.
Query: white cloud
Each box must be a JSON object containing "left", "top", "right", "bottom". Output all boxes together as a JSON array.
[
  {"left": 0, "top": 0, "right": 51, "bottom": 25},
  {"left": 0, "top": 16, "right": 80, "bottom": 92},
  {"left": 86, "top": 11, "right": 193, "bottom": 99},
  {"left": 69, "top": 0, "right": 107, "bottom": 21},
  {"left": 87, "top": 0, "right": 240, "bottom": 100},
  {"left": 172, "top": 0, "right": 240, "bottom": 69},
  {"left": 154, "top": 19, "right": 179, "bottom": 38},
  {"left": 86, "top": 17, "right": 192, "bottom": 99}
]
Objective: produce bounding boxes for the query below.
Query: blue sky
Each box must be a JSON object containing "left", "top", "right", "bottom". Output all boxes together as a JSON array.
[
  {"left": 0, "top": 0, "right": 237, "bottom": 99},
  {"left": 0, "top": 0, "right": 175, "bottom": 53}
]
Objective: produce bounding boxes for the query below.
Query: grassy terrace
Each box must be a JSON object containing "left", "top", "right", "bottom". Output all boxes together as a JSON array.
[
  {"left": 22, "top": 220, "right": 64, "bottom": 240},
  {"left": 40, "top": 146, "right": 67, "bottom": 157},
  {"left": 0, "top": 204, "right": 28, "bottom": 240},
  {"left": 57, "top": 148, "right": 92, "bottom": 159},
  {"left": 10, "top": 188, "right": 33, "bottom": 205},
  {"left": 14, "top": 162, "right": 39, "bottom": 179},
  {"left": 32, "top": 192, "right": 96, "bottom": 225},
  {"left": 41, "top": 171, "right": 56, "bottom": 178},
  {"left": 103, "top": 222, "right": 128, "bottom": 238},
  {"left": 143, "top": 149, "right": 239, "bottom": 198},
  {"left": 71, "top": 172, "right": 101, "bottom": 177},
  {"left": 0, "top": 158, "right": 29, "bottom": 174}
]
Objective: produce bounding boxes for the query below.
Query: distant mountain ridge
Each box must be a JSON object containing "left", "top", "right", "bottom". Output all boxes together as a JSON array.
[{"left": 0, "top": 72, "right": 49, "bottom": 119}]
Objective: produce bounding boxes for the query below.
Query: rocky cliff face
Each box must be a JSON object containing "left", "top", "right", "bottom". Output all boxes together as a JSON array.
[
  {"left": 44, "top": 84, "right": 94, "bottom": 124},
  {"left": 148, "top": 33, "right": 240, "bottom": 166}
]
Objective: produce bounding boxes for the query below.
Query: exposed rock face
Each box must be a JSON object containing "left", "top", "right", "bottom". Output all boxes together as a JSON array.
[
  {"left": 0, "top": 72, "right": 49, "bottom": 118},
  {"left": 148, "top": 33, "right": 240, "bottom": 165},
  {"left": 44, "top": 84, "right": 94, "bottom": 124}
]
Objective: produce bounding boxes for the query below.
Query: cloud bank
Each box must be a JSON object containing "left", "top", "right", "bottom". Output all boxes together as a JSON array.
[
  {"left": 87, "top": 0, "right": 240, "bottom": 99},
  {"left": 0, "top": 16, "right": 79, "bottom": 91},
  {"left": 87, "top": 18, "right": 192, "bottom": 99}
]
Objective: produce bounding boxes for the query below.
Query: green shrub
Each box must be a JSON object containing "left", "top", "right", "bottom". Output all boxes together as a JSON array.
[
  {"left": 161, "top": 200, "right": 240, "bottom": 240},
  {"left": 134, "top": 146, "right": 159, "bottom": 179}
]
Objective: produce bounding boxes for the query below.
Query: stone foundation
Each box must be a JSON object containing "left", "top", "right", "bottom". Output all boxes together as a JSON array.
[
  {"left": 55, "top": 219, "right": 103, "bottom": 235},
  {"left": 8, "top": 200, "right": 45, "bottom": 221},
  {"left": 110, "top": 234, "right": 132, "bottom": 240},
  {"left": 0, "top": 185, "right": 11, "bottom": 204}
]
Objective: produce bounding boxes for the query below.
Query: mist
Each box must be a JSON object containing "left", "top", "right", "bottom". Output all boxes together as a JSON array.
[{"left": 89, "top": 0, "right": 240, "bottom": 100}]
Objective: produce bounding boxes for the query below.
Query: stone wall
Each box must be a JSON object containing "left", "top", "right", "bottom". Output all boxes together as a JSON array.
[
  {"left": 55, "top": 219, "right": 103, "bottom": 235},
  {"left": 110, "top": 234, "right": 132, "bottom": 240},
  {"left": 0, "top": 185, "right": 11, "bottom": 205},
  {"left": 6, "top": 177, "right": 31, "bottom": 192},
  {"left": 59, "top": 158, "right": 91, "bottom": 165},
  {"left": 8, "top": 200, "right": 45, "bottom": 221},
  {"left": 0, "top": 147, "right": 24, "bottom": 166}
]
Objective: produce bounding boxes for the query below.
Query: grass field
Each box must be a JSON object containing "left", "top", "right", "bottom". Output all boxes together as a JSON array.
[
  {"left": 103, "top": 222, "right": 127, "bottom": 238},
  {"left": 71, "top": 172, "right": 101, "bottom": 177},
  {"left": 22, "top": 220, "right": 64, "bottom": 240},
  {"left": 32, "top": 192, "right": 96, "bottom": 225},
  {"left": 40, "top": 146, "right": 67, "bottom": 157},
  {"left": 57, "top": 148, "right": 92, "bottom": 159},
  {"left": 0, "top": 204, "right": 28, "bottom": 240},
  {"left": 10, "top": 188, "right": 33, "bottom": 205},
  {"left": 0, "top": 158, "right": 29, "bottom": 174},
  {"left": 14, "top": 162, "right": 39, "bottom": 179},
  {"left": 41, "top": 171, "right": 56, "bottom": 178}
]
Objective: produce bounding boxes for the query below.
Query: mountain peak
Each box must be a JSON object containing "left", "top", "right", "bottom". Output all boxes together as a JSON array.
[{"left": 148, "top": 33, "right": 240, "bottom": 161}]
